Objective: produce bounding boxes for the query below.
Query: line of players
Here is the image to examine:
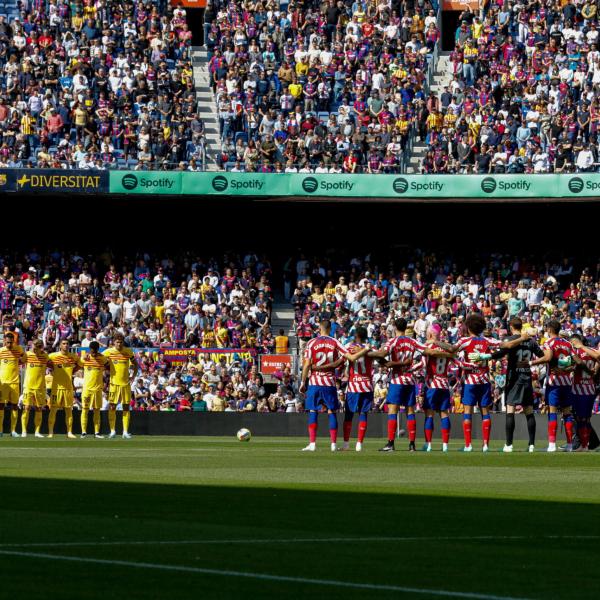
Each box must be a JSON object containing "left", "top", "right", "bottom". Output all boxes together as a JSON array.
[
  {"left": 0, "top": 332, "right": 138, "bottom": 439},
  {"left": 300, "top": 314, "right": 599, "bottom": 452}
]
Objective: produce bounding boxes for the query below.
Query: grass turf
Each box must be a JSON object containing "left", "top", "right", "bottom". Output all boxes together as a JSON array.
[{"left": 1, "top": 435, "right": 599, "bottom": 600}]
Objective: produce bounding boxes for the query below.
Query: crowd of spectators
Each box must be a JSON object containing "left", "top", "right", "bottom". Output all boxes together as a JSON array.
[
  {"left": 0, "top": 248, "right": 280, "bottom": 410},
  {"left": 208, "top": 0, "right": 441, "bottom": 172},
  {"left": 290, "top": 250, "right": 600, "bottom": 414},
  {"left": 3, "top": 246, "right": 600, "bottom": 414},
  {"left": 0, "top": 2, "right": 206, "bottom": 170},
  {"left": 420, "top": 2, "right": 600, "bottom": 174},
  {"left": 7, "top": 0, "right": 600, "bottom": 176}
]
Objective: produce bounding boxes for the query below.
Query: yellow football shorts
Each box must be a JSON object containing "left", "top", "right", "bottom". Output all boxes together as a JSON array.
[
  {"left": 23, "top": 389, "right": 47, "bottom": 408},
  {"left": 109, "top": 384, "right": 131, "bottom": 405},
  {"left": 0, "top": 382, "right": 20, "bottom": 405},
  {"left": 50, "top": 389, "right": 74, "bottom": 408},
  {"left": 82, "top": 390, "right": 103, "bottom": 410}
]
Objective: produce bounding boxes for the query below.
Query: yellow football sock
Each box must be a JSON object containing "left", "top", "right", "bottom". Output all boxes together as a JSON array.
[
  {"left": 108, "top": 409, "right": 116, "bottom": 432},
  {"left": 122, "top": 411, "right": 130, "bottom": 434},
  {"left": 11, "top": 409, "right": 18, "bottom": 433},
  {"left": 93, "top": 409, "right": 101, "bottom": 434},
  {"left": 34, "top": 410, "right": 42, "bottom": 434},
  {"left": 65, "top": 408, "right": 73, "bottom": 434},
  {"left": 48, "top": 407, "right": 57, "bottom": 435},
  {"left": 81, "top": 408, "right": 88, "bottom": 435},
  {"left": 21, "top": 409, "right": 30, "bottom": 434}
]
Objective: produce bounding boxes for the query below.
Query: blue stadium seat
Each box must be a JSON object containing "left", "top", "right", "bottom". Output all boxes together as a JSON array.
[{"left": 235, "top": 132, "right": 248, "bottom": 145}]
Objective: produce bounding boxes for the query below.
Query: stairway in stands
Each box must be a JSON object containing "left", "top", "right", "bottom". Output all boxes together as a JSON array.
[
  {"left": 271, "top": 303, "right": 298, "bottom": 371},
  {"left": 406, "top": 52, "right": 453, "bottom": 174},
  {"left": 191, "top": 47, "right": 220, "bottom": 171}
]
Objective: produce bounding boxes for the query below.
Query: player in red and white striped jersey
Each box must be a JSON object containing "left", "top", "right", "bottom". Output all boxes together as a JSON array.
[
  {"left": 299, "top": 319, "right": 368, "bottom": 452},
  {"left": 422, "top": 324, "right": 458, "bottom": 452},
  {"left": 342, "top": 326, "right": 379, "bottom": 452},
  {"left": 569, "top": 335, "right": 599, "bottom": 451},
  {"left": 370, "top": 318, "right": 449, "bottom": 452},
  {"left": 438, "top": 314, "right": 530, "bottom": 452},
  {"left": 530, "top": 320, "right": 576, "bottom": 452}
]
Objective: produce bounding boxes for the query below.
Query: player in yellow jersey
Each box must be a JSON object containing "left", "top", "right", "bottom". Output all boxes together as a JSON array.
[
  {"left": 81, "top": 341, "right": 108, "bottom": 438},
  {"left": 48, "top": 339, "right": 82, "bottom": 438},
  {"left": 21, "top": 339, "right": 51, "bottom": 438},
  {"left": 103, "top": 333, "right": 137, "bottom": 439},
  {"left": 0, "top": 332, "right": 25, "bottom": 437}
]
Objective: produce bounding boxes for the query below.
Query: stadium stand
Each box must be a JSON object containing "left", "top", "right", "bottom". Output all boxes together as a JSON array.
[
  {"left": 0, "top": 1, "right": 205, "bottom": 170},
  {"left": 4, "top": 1, "right": 600, "bottom": 175},
  {"left": 206, "top": 0, "right": 441, "bottom": 173},
  {"left": 418, "top": 4, "right": 600, "bottom": 174}
]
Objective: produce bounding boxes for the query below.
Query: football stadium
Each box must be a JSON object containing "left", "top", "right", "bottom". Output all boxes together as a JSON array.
[{"left": 1, "top": 0, "right": 600, "bottom": 598}]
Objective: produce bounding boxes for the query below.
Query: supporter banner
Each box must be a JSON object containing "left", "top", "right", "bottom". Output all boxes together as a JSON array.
[
  {"left": 0, "top": 170, "right": 17, "bottom": 192},
  {"left": 109, "top": 171, "right": 600, "bottom": 199},
  {"left": 73, "top": 347, "right": 256, "bottom": 366},
  {"left": 260, "top": 354, "right": 294, "bottom": 376},
  {"left": 13, "top": 169, "right": 108, "bottom": 193},
  {"left": 171, "top": 0, "right": 206, "bottom": 6},
  {"left": 442, "top": 0, "right": 479, "bottom": 10},
  {"left": 162, "top": 348, "right": 257, "bottom": 365}
]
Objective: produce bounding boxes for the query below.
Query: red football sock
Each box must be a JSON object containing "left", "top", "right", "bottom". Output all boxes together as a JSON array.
[
  {"left": 463, "top": 418, "right": 472, "bottom": 446},
  {"left": 308, "top": 423, "right": 317, "bottom": 443},
  {"left": 387, "top": 417, "right": 397, "bottom": 442},
  {"left": 565, "top": 419, "right": 574, "bottom": 444},
  {"left": 343, "top": 420, "right": 352, "bottom": 442},
  {"left": 482, "top": 418, "right": 491, "bottom": 445},
  {"left": 358, "top": 420, "right": 367, "bottom": 443},
  {"left": 442, "top": 427, "right": 450, "bottom": 444},
  {"left": 580, "top": 424, "right": 589, "bottom": 449},
  {"left": 424, "top": 427, "right": 433, "bottom": 443},
  {"left": 407, "top": 417, "right": 416, "bottom": 443},
  {"left": 548, "top": 419, "right": 557, "bottom": 444},
  {"left": 329, "top": 428, "right": 338, "bottom": 443}
]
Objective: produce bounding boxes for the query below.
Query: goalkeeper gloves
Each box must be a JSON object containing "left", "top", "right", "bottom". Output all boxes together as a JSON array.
[{"left": 468, "top": 352, "right": 492, "bottom": 362}]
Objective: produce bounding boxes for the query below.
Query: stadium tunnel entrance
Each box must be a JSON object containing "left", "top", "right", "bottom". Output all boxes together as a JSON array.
[
  {"left": 441, "top": 10, "right": 462, "bottom": 51},
  {"left": 186, "top": 7, "right": 206, "bottom": 46}
]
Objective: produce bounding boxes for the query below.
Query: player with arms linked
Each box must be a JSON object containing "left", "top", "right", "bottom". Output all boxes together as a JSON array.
[
  {"left": 567, "top": 334, "right": 599, "bottom": 451},
  {"left": 103, "top": 333, "right": 138, "bottom": 439},
  {"left": 299, "top": 319, "right": 369, "bottom": 452},
  {"left": 0, "top": 332, "right": 24, "bottom": 437},
  {"left": 490, "top": 318, "right": 543, "bottom": 453},
  {"left": 81, "top": 341, "right": 109, "bottom": 438},
  {"left": 370, "top": 318, "right": 453, "bottom": 452},
  {"left": 440, "top": 314, "right": 530, "bottom": 452},
  {"left": 341, "top": 326, "right": 380, "bottom": 452},
  {"left": 421, "top": 323, "right": 458, "bottom": 453},
  {"left": 530, "top": 320, "right": 576, "bottom": 452}
]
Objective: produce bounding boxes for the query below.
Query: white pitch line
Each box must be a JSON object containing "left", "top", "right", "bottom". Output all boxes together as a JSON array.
[
  {"left": 1, "top": 534, "right": 598, "bottom": 549},
  {"left": 0, "top": 549, "right": 532, "bottom": 600}
]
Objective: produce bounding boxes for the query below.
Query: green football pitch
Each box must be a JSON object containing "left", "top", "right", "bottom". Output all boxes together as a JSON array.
[{"left": 1, "top": 436, "right": 600, "bottom": 600}]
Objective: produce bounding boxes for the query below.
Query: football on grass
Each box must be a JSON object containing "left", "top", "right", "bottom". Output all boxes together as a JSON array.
[{"left": 237, "top": 428, "right": 251, "bottom": 442}]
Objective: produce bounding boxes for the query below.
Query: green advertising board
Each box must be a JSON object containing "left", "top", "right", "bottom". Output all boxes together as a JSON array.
[{"left": 109, "top": 171, "right": 600, "bottom": 199}]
